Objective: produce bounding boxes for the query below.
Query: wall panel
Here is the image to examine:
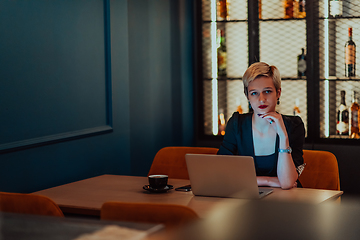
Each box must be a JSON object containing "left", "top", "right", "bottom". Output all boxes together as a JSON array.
[
  {"left": 0, "top": 0, "right": 194, "bottom": 193},
  {"left": 0, "top": 0, "right": 112, "bottom": 152}
]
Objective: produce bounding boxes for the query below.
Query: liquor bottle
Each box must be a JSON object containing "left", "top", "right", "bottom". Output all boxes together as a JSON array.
[
  {"left": 237, "top": 105, "right": 243, "bottom": 114},
  {"left": 349, "top": 91, "right": 360, "bottom": 138},
  {"left": 217, "top": 0, "right": 229, "bottom": 20},
  {"left": 293, "top": 98, "right": 301, "bottom": 116},
  {"left": 345, "top": 27, "right": 356, "bottom": 77},
  {"left": 297, "top": 48, "right": 306, "bottom": 78},
  {"left": 236, "top": 97, "right": 243, "bottom": 114},
  {"left": 217, "top": 29, "right": 227, "bottom": 77},
  {"left": 258, "top": 0, "right": 262, "bottom": 19},
  {"left": 284, "top": 0, "right": 294, "bottom": 19},
  {"left": 293, "top": 0, "right": 298, "bottom": 18},
  {"left": 330, "top": 0, "right": 343, "bottom": 17},
  {"left": 298, "top": 0, "right": 306, "bottom": 18},
  {"left": 336, "top": 90, "right": 349, "bottom": 135},
  {"left": 218, "top": 108, "right": 226, "bottom": 136}
]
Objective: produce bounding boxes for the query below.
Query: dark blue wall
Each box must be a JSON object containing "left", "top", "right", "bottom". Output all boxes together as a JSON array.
[{"left": 0, "top": 0, "right": 194, "bottom": 193}]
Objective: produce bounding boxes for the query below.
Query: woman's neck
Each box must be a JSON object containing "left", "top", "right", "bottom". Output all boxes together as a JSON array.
[
  {"left": 252, "top": 113, "right": 277, "bottom": 156},
  {"left": 252, "top": 113, "right": 272, "bottom": 133}
]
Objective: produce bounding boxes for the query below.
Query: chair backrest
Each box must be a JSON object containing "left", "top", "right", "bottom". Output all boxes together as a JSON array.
[
  {"left": 101, "top": 202, "right": 199, "bottom": 229},
  {"left": 148, "top": 146, "right": 219, "bottom": 179},
  {"left": 0, "top": 192, "right": 64, "bottom": 217},
  {"left": 299, "top": 150, "right": 340, "bottom": 191}
]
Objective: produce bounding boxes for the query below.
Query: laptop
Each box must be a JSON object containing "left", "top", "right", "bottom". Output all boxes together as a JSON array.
[{"left": 185, "top": 154, "right": 273, "bottom": 199}]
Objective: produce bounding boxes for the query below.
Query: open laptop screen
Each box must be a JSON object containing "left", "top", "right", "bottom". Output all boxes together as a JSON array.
[{"left": 185, "top": 154, "right": 273, "bottom": 199}]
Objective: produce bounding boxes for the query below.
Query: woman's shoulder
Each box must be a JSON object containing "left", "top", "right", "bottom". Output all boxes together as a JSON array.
[
  {"left": 229, "top": 112, "right": 252, "bottom": 122},
  {"left": 226, "top": 112, "right": 252, "bottom": 134},
  {"left": 281, "top": 114, "right": 305, "bottom": 128}
]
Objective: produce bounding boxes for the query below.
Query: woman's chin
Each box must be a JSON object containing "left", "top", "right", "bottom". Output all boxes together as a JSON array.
[
  {"left": 257, "top": 109, "right": 268, "bottom": 114},
  {"left": 256, "top": 108, "right": 275, "bottom": 114}
]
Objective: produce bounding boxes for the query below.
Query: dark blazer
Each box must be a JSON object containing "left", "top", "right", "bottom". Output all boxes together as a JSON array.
[{"left": 217, "top": 112, "right": 305, "bottom": 171}]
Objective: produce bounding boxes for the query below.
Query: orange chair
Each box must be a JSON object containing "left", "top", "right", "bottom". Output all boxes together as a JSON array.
[
  {"left": 0, "top": 192, "right": 64, "bottom": 217},
  {"left": 299, "top": 150, "right": 340, "bottom": 191},
  {"left": 100, "top": 202, "right": 199, "bottom": 229},
  {"left": 148, "top": 146, "right": 219, "bottom": 179}
]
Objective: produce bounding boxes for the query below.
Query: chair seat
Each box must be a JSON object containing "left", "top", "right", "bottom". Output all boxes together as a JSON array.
[
  {"left": 148, "top": 146, "right": 219, "bottom": 179},
  {"left": 101, "top": 202, "right": 199, "bottom": 229},
  {"left": 299, "top": 150, "right": 340, "bottom": 191},
  {"left": 0, "top": 192, "right": 64, "bottom": 217}
]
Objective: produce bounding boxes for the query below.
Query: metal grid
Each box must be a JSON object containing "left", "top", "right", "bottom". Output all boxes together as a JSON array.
[
  {"left": 204, "top": 80, "right": 213, "bottom": 135},
  {"left": 319, "top": 0, "right": 360, "bottom": 138},
  {"left": 226, "top": 22, "right": 248, "bottom": 77},
  {"left": 319, "top": 0, "right": 360, "bottom": 18},
  {"left": 261, "top": 0, "right": 306, "bottom": 19},
  {"left": 226, "top": 80, "right": 249, "bottom": 120},
  {"left": 260, "top": 20, "right": 307, "bottom": 78},
  {"left": 201, "top": 23, "right": 248, "bottom": 79},
  {"left": 319, "top": 19, "right": 360, "bottom": 78},
  {"left": 202, "top": 23, "right": 212, "bottom": 79},
  {"left": 279, "top": 80, "right": 307, "bottom": 129},
  {"left": 202, "top": 0, "right": 248, "bottom": 21},
  {"left": 201, "top": 0, "right": 308, "bottom": 136}
]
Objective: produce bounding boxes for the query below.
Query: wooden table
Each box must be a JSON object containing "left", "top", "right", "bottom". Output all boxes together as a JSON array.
[
  {"left": 1, "top": 211, "right": 162, "bottom": 240},
  {"left": 33, "top": 174, "right": 343, "bottom": 218}
]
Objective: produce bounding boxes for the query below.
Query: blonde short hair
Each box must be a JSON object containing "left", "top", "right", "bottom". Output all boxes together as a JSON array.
[{"left": 242, "top": 62, "right": 281, "bottom": 96}]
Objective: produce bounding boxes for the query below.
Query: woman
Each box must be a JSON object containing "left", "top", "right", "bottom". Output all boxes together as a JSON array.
[{"left": 217, "top": 62, "right": 305, "bottom": 189}]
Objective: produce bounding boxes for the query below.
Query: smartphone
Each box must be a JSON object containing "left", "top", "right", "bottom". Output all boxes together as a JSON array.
[{"left": 175, "top": 185, "right": 191, "bottom": 192}]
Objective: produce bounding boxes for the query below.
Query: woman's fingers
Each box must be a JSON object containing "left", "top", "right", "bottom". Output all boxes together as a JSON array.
[{"left": 258, "top": 112, "right": 279, "bottom": 124}]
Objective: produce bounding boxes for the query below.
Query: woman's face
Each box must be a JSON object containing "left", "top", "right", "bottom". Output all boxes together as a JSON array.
[{"left": 247, "top": 76, "right": 281, "bottom": 114}]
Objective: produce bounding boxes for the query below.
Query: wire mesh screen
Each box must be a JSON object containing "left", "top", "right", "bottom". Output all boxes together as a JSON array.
[
  {"left": 202, "top": 23, "right": 212, "bottom": 79},
  {"left": 227, "top": 22, "right": 248, "bottom": 77},
  {"left": 260, "top": 21, "right": 306, "bottom": 77},
  {"left": 260, "top": 0, "right": 308, "bottom": 134},
  {"left": 318, "top": 0, "right": 360, "bottom": 139},
  {"left": 204, "top": 80, "right": 213, "bottom": 135},
  {"left": 202, "top": 0, "right": 248, "bottom": 21},
  {"left": 202, "top": 0, "right": 249, "bottom": 136},
  {"left": 226, "top": 80, "right": 249, "bottom": 119},
  {"left": 201, "top": 0, "right": 308, "bottom": 136}
]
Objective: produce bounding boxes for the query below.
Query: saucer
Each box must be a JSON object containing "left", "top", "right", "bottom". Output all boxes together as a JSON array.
[{"left": 143, "top": 185, "right": 173, "bottom": 193}]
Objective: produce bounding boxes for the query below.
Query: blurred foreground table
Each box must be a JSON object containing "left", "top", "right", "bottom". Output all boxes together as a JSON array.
[
  {"left": 149, "top": 200, "right": 360, "bottom": 240},
  {"left": 0, "top": 211, "right": 161, "bottom": 240},
  {"left": 33, "top": 174, "right": 343, "bottom": 218}
]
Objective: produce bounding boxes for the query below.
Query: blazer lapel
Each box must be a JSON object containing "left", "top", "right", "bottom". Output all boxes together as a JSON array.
[{"left": 240, "top": 113, "right": 255, "bottom": 157}]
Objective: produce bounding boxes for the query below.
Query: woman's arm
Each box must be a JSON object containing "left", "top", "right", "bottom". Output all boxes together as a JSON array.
[
  {"left": 276, "top": 133, "right": 299, "bottom": 189},
  {"left": 257, "top": 176, "right": 281, "bottom": 187},
  {"left": 257, "top": 176, "right": 298, "bottom": 188},
  {"left": 261, "top": 114, "right": 302, "bottom": 189}
]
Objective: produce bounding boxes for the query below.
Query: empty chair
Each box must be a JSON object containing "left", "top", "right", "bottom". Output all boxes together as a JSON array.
[
  {"left": 299, "top": 150, "right": 340, "bottom": 191},
  {"left": 0, "top": 192, "right": 64, "bottom": 217},
  {"left": 101, "top": 202, "right": 199, "bottom": 229},
  {"left": 148, "top": 146, "right": 219, "bottom": 179}
]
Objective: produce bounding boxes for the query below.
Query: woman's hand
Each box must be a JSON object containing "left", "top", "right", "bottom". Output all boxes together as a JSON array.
[
  {"left": 257, "top": 112, "right": 299, "bottom": 189},
  {"left": 258, "top": 112, "right": 288, "bottom": 139},
  {"left": 257, "top": 176, "right": 298, "bottom": 189},
  {"left": 257, "top": 176, "right": 281, "bottom": 188}
]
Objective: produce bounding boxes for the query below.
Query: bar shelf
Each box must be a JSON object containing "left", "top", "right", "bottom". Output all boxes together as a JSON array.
[
  {"left": 320, "top": 77, "right": 360, "bottom": 81},
  {"left": 197, "top": 0, "right": 360, "bottom": 143}
]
